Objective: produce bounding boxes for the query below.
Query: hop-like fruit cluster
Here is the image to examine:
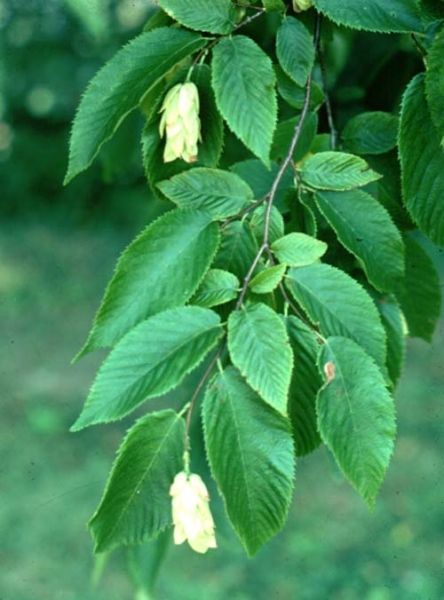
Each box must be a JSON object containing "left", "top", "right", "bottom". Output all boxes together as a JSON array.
[
  {"left": 159, "top": 82, "right": 201, "bottom": 163},
  {"left": 292, "top": 0, "right": 313, "bottom": 12},
  {"left": 169, "top": 471, "right": 217, "bottom": 554}
]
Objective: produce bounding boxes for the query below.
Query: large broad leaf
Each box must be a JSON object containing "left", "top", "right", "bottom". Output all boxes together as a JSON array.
[
  {"left": 72, "top": 307, "right": 222, "bottom": 430},
  {"left": 65, "top": 28, "right": 206, "bottom": 183},
  {"left": 341, "top": 112, "right": 399, "bottom": 155},
  {"left": 89, "top": 410, "right": 184, "bottom": 552},
  {"left": 374, "top": 294, "right": 406, "bottom": 387},
  {"left": 314, "top": 189, "right": 404, "bottom": 293},
  {"left": 143, "top": 65, "right": 224, "bottom": 195},
  {"left": 77, "top": 209, "right": 220, "bottom": 358},
  {"left": 317, "top": 337, "right": 396, "bottom": 508},
  {"left": 425, "top": 29, "right": 444, "bottom": 143},
  {"left": 156, "top": 0, "right": 235, "bottom": 34},
  {"left": 157, "top": 168, "right": 253, "bottom": 220},
  {"left": 312, "top": 0, "right": 422, "bottom": 33},
  {"left": 285, "top": 316, "right": 322, "bottom": 456},
  {"left": 227, "top": 303, "right": 293, "bottom": 414},
  {"left": 286, "top": 263, "right": 387, "bottom": 370},
  {"left": 299, "top": 152, "right": 381, "bottom": 191},
  {"left": 395, "top": 235, "right": 441, "bottom": 342},
  {"left": 212, "top": 36, "right": 277, "bottom": 166},
  {"left": 399, "top": 73, "right": 444, "bottom": 245},
  {"left": 202, "top": 367, "right": 295, "bottom": 556},
  {"left": 191, "top": 269, "right": 239, "bottom": 308},
  {"left": 276, "top": 17, "right": 315, "bottom": 87},
  {"left": 213, "top": 220, "right": 259, "bottom": 280},
  {"left": 271, "top": 232, "right": 327, "bottom": 267}
]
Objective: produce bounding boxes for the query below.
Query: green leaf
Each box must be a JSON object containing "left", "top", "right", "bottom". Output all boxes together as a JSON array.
[
  {"left": 395, "top": 235, "right": 441, "bottom": 342},
  {"left": 317, "top": 337, "right": 396, "bottom": 508},
  {"left": 89, "top": 410, "right": 184, "bottom": 553},
  {"left": 249, "top": 264, "right": 287, "bottom": 294},
  {"left": 299, "top": 152, "right": 381, "bottom": 191},
  {"left": 275, "top": 65, "right": 324, "bottom": 111},
  {"left": 228, "top": 303, "right": 293, "bottom": 413},
  {"left": 65, "top": 27, "right": 206, "bottom": 183},
  {"left": 271, "top": 113, "right": 318, "bottom": 163},
  {"left": 399, "top": 73, "right": 444, "bottom": 245},
  {"left": 312, "top": 0, "right": 423, "bottom": 33},
  {"left": 191, "top": 269, "right": 239, "bottom": 308},
  {"left": 286, "top": 263, "right": 387, "bottom": 370},
  {"left": 250, "top": 205, "right": 285, "bottom": 245},
  {"left": 272, "top": 232, "right": 327, "bottom": 267},
  {"left": 262, "top": 0, "right": 286, "bottom": 10},
  {"left": 77, "top": 209, "right": 220, "bottom": 357},
  {"left": 276, "top": 17, "right": 315, "bottom": 87},
  {"left": 157, "top": 168, "right": 253, "bottom": 220},
  {"left": 202, "top": 367, "right": 295, "bottom": 556},
  {"left": 72, "top": 307, "right": 222, "bottom": 430},
  {"left": 342, "top": 112, "right": 399, "bottom": 155},
  {"left": 314, "top": 189, "right": 404, "bottom": 292},
  {"left": 143, "top": 65, "right": 224, "bottom": 195},
  {"left": 374, "top": 295, "right": 406, "bottom": 386},
  {"left": 212, "top": 36, "right": 277, "bottom": 165},
  {"left": 157, "top": 0, "right": 235, "bottom": 34},
  {"left": 425, "top": 30, "right": 444, "bottom": 143},
  {"left": 285, "top": 316, "right": 322, "bottom": 456},
  {"left": 213, "top": 220, "right": 259, "bottom": 280}
]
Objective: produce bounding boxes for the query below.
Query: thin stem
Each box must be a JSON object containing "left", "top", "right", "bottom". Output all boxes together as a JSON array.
[
  {"left": 234, "top": 7, "right": 266, "bottom": 31},
  {"left": 221, "top": 194, "right": 270, "bottom": 229}
]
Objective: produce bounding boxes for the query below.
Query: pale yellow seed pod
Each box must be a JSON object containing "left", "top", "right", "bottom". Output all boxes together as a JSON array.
[{"left": 292, "top": 0, "right": 313, "bottom": 12}]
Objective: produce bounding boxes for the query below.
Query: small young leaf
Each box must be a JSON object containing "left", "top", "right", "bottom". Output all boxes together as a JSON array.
[
  {"left": 317, "top": 336, "right": 396, "bottom": 509},
  {"left": 249, "top": 264, "right": 287, "bottom": 294},
  {"left": 157, "top": 0, "right": 235, "bottom": 34},
  {"left": 285, "top": 316, "right": 322, "bottom": 456},
  {"left": 271, "top": 232, "right": 327, "bottom": 267},
  {"left": 77, "top": 209, "right": 219, "bottom": 357},
  {"left": 399, "top": 73, "right": 444, "bottom": 245},
  {"left": 286, "top": 263, "right": 387, "bottom": 370},
  {"left": 65, "top": 28, "right": 206, "bottom": 183},
  {"left": 425, "top": 31, "right": 444, "bottom": 144},
  {"left": 72, "top": 307, "right": 223, "bottom": 430},
  {"left": 212, "top": 36, "right": 277, "bottom": 165},
  {"left": 276, "top": 17, "right": 315, "bottom": 87},
  {"left": 299, "top": 152, "right": 381, "bottom": 191},
  {"left": 89, "top": 410, "right": 185, "bottom": 553},
  {"left": 228, "top": 303, "right": 293, "bottom": 414},
  {"left": 203, "top": 366, "right": 295, "bottom": 556},
  {"left": 157, "top": 168, "right": 253, "bottom": 220},
  {"left": 342, "top": 112, "right": 399, "bottom": 155},
  {"left": 191, "top": 269, "right": 239, "bottom": 308},
  {"left": 213, "top": 220, "right": 259, "bottom": 280},
  {"left": 314, "top": 189, "right": 404, "bottom": 292}
]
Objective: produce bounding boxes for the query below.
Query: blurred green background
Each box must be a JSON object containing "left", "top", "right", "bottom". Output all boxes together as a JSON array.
[{"left": 1, "top": 2, "right": 443, "bottom": 599}]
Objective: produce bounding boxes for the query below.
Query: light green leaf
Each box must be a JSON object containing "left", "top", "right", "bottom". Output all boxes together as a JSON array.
[
  {"left": 425, "top": 30, "right": 444, "bottom": 143},
  {"left": 65, "top": 27, "right": 206, "bottom": 183},
  {"left": 272, "top": 232, "right": 327, "bottom": 267},
  {"left": 276, "top": 17, "right": 315, "bottom": 87},
  {"left": 203, "top": 366, "right": 295, "bottom": 556},
  {"left": 262, "top": 0, "right": 286, "bottom": 10},
  {"left": 299, "top": 152, "right": 381, "bottom": 191},
  {"left": 72, "top": 307, "right": 222, "bottom": 430},
  {"left": 399, "top": 73, "right": 444, "bottom": 245},
  {"left": 250, "top": 205, "right": 285, "bottom": 245},
  {"left": 213, "top": 220, "right": 259, "bottom": 280},
  {"left": 77, "top": 209, "right": 220, "bottom": 357},
  {"left": 374, "top": 294, "right": 406, "bottom": 387},
  {"left": 89, "top": 410, "right": 184, "bottom": 553},
  {"left": 286, "top": 263, "right": 387, "bottom": 370},
  {"left": 228, "top": 303, "right": 293, "bottom": 413},
  {"left": 157, "top": 0, "right": 235, "bottom": 34},
  {"left": 395, "top": 235, "right": 441, "bottom": 342},
  {"left": 342, "top": 112, "right": 399, "bottom": 155},
  {"left": 312, "top": 0, "right": 422, "bottom": 33},
  {"left": 191, "top": 269, "right": 239, "bottom": 308},
  {"left": 285, "top": 316, "right": 322, "bottom": 456},
  {"left": 314, "top": 189, "right": 404, "bottom": 292},
  {"left": 157, "top": 168, "right": 253, "bottom": 220},
  {"left": 317, "top": 336, "right": 396, "bottom": 508},
  {"left": 212, "top": 36, "right": 277, "bottom": 165},
  {"left": 249, "top": 264, "right": 287, "bottom": 294},
  {"left": 271, "top": 113, "right": 318, "bottom": 163}
]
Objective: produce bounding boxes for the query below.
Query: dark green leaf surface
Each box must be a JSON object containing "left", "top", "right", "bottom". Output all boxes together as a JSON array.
[
  {"left": 203, "top": 367, "right": 295, "bottom": 556},
  {"left": 213, "top": 220, "right": 259, "bottom": 280},
  {"left": 212, "top": 36, "right": 277, "bottom": 165},
  {"left": 72, "top": 307, "right": 222, "bottom": 430},
  {"left": 89, "top": 410, "right": 185, "bottom": 552},
  {"left": 250, "top": 205, "right": 285, "bottom": 245},
  {"left": 399, "top": 73, "right": 444, "bottom": 245},
  {"left": 156, "top": 0, "right": 235, "bottom": 34},
  {"left": 342, "top": 112, "right": 399, "bottom": 155},
  {"left": 317, "top": 337, "right": 396, "bottom": 508},
  {"left": 375, "top": 295, "right": 406, "bottom": 386},
  {"left": 300, "top": 152, "right": 381, "bottom": 191},
  {"left": 65, "top": 28, "right": 206, "bottom": 182},
  {"left": 276, "top": 17, "right": 315, "bottom": 87},
  {"left": 77, "top": 209, "right": 219, "bottom": 356},
  {"left": 228, "top": 303, "right": 293, "bottom": 414},
  {"left": 425, "top": 30, "right": 444, "bottom": 143},
  {"left": 271, "top": 113, "right": 318, "bottom": 163},
  {"left": 191, "top": 269, "right": 239, "bottom": 308}
]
